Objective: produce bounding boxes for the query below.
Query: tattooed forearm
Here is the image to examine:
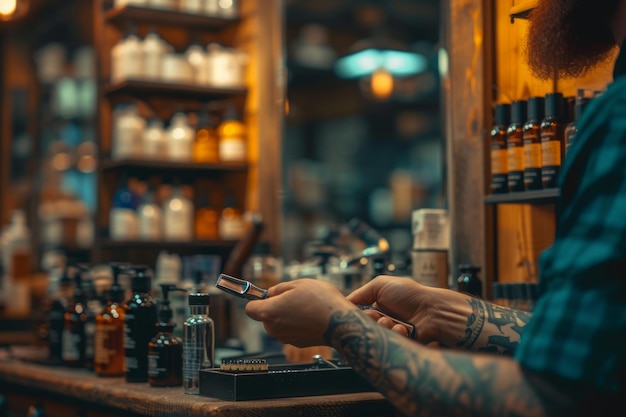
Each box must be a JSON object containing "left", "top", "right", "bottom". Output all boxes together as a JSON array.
[
  {"left": 456, "top": 298, "right": 486, "bottom": 350},
  {"left": 323, "top": 309, "right": 547, "bottom": 417}
]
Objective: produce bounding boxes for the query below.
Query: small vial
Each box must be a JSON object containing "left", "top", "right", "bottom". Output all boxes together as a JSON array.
[{"left": 183, "top": 293, "right": 214, "bottom": 395}]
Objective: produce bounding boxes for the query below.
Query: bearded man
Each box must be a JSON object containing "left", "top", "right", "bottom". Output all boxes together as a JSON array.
[{"left": 244, "top": 1, "right": 626, "bottom": 416}]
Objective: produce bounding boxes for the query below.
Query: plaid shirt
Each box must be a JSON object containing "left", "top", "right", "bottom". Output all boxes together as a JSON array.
[{"left": 514, "top": 48, "right": 626, "bottom": 394}]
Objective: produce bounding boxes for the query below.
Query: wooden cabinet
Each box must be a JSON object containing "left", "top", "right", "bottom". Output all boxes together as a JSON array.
[{"left": 90, "top": 0, "right": 284, "bottom": 265}]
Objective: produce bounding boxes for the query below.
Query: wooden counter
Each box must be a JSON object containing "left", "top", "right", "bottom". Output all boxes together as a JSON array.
[{"left": 0, "top": 355, "right": 401, "bottom": 417}]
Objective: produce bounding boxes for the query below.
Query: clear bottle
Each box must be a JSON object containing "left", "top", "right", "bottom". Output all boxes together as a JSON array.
[
  {"left": 138, "top": 188, "right": 162, "bottom": 241},
  {"left": 123, "top": 265, "right": 158, "bottom": 383},
  {"left": 148, "top": 284, "right": 185, "bottom": 387},
  {"left": 541, "top": 92, "right": 566, "bottom": 189},
  {"left": 506, "top": 100, "right": 527, "bottom": 192},
  {"left": 489, "top": 103, "right": 511, "bottom": 194},
  {"left": 163, "top": 182, "right": 194, "bottom": 242},
  {"left": 523, "top": 96, "right": 546, "bottom": 191},
  {"left": 183, "top": 293, "right": 214, "bottom": 395},
  {"left": 94, "top": 263, "right": 127, "bottom": 377}
]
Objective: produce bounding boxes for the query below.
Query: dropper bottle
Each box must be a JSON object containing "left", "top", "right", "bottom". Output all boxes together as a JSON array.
[
  {"left": 48, "top": 265, "right": 74, "bottom": 365},
  {"left": 148, "top": 284, "right": 186, "bottom": 387},
  {"left": 62, "top": 265, "right": 87, "bottom": 368},
  {"left": 94, "top": 263, "right": 128, "bottom": 376},
  {"left": 123, "top": 265, "right": 158, "bottom": 383}
]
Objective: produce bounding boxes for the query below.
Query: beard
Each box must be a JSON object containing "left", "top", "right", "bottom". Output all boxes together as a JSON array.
[{"left": 525, "top": 0, "right": 620, "bottom": 80}]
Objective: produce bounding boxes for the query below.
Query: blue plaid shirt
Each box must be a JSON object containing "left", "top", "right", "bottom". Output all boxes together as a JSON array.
[{"left": 515, "top": 48, "right": 626, "bottom": 394}]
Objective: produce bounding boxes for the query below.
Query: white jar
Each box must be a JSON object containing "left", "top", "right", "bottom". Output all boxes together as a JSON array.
[
  {"left": 163, "top": 185, "right": 193, "bottom": 241},
  {"left": 207, "top": 43, "right": 248, "bottom": 88},
  {"left": 180, "top": 0, "right": 203, "bottom": 14},
  {"left": 111, "top": 29, "right": 144, "bottom": 82},
  {"left": 112, "top": 104, "right": 145, "bottom": 160},
  {"left": 143, "top": 118, "right": 166, "bottom": 160},
  {"left": 142, "top": 30, "right": 168, "bottom": 81},
  {"left": 185, "top": 43, "right": 209, "bottom": 85},
  {"left": 161, "top": 53, "right": 194, "bottom": 84},
  {"left": 166, "top": 112, "right": 194, "bottom": 161},
  {"left": 138, "top": 192, "right": 162, "bottom": 240}
]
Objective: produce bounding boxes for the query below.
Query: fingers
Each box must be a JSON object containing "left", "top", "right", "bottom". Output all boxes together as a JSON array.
[{"left": 346, "top": 275, "right": 391, "bottom": 305}]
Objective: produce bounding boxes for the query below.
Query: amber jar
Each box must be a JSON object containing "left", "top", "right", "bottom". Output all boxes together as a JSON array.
[
  {"left": 148, "top": 324, "right": 183, "bottom": 387},
  {"left": 490, "top": 103, "right": 511, "bottom": 194},
  {"left": 523, "top": 97, "right": 545, "bottom": 190},
  {"left": 506, "top": 100, "right": 527, "bottom": 192}
]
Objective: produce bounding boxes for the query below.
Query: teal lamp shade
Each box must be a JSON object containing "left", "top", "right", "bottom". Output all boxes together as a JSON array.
[{"left": 334, "top": 48, "right": 428, "bottom": 79}]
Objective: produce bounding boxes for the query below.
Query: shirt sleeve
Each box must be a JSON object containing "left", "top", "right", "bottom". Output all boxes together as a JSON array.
[{"left": 515, "top": 82, "right": 626, "bottom": 395}]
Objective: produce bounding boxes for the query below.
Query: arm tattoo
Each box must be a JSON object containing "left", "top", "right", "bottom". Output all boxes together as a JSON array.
[
  {"left": 324, "top": 310, "right": 545, "bottom": 417},
  {"left": 456, "top": 298, "right": 532, "bottom": 355}
]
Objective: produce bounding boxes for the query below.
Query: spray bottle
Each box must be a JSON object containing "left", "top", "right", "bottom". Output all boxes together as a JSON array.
[{"left": 148, "top": 284, "right": 186, "bottom": 387}]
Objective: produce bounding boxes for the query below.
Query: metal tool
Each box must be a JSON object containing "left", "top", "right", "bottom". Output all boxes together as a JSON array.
[
  {"left": 215, "top": 273, "right": 269, "bottom": 300},
  {"left": 357, "top": 304, "right": 417, "bottom": 339}
]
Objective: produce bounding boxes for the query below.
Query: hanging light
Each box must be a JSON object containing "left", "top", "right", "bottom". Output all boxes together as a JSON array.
[
  {"left": 370, "top": 68, "right": 394, "bottom": 100},
  {"left": 0, "top": 0, "right": 28, "bottom": 21}
]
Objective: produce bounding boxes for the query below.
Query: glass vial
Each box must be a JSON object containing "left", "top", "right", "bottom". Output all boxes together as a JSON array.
[
  {"left": 490, "top": 103, "right": 511, "bottom": 194},
  {"left": 507, "top": 100, "right": 527, "bottom": 192},
  {"left": 523, "top": 96, "right": 545, "bottom": 191},
  {"left": 540, "top": 93, "right": 565, "bottom": 189},
  {"left": 183, "top": 293, "right": 214, "bottom": 395}
]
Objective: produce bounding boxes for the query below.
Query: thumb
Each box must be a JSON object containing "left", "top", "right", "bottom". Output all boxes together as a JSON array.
[{"left": 346, "top": 276, "right": 388, "bottom": 306}]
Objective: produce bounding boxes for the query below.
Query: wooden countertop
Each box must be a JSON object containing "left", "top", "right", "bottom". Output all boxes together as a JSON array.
[{"left": 0, "top": 353, "right": 401, "bottom": 417}]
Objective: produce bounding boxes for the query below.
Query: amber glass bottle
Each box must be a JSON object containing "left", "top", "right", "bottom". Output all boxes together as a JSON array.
[
  {"left": 523, "top": 97, "right": 545, "bottom": 190},
  {"left": 506, "top": 100, "right": 527, "bottom": 192},
  {"left": 94, "top": 263, "right": 126, "bottom": 376},
  {"left": 218, "top": 104, "right": 247, "bottom": 163},
  {"left": 148, "top": 284, "right": 184, "bottom": 387},
  {"left": 195, "top": 193, "right": 219, "bottom": 240},
  {"left": 540, "top": 93, "right": 566, "bottom": 189},
  {"left": 490, "top": 103, "right": 511, "bottom": 194},
  {"left": 192, "top": 106, "right": 219, "bottom": 164}
]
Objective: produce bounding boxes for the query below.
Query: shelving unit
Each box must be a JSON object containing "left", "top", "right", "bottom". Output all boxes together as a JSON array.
[
  {"left": 100, "top": 159, "right": 249, "bottom": 173},
  {"left": 104, "top": 5, "right": 239, "bottom": 29},
  {"left": 484, "top": 188, "right": 560, "bottom": 205},
  {"left": 104, "top": 80, "right": 247, "bottom": 100}
]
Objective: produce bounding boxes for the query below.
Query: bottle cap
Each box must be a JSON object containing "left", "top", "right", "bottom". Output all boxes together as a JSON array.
[
  {"left": 458, "top": 264, "right": 481, "bottom": 274},
  {"left": 494, "top": 103, "right": 511, "bottom": 126},
  {"left": 527, "top": 96, "right": 545, "bottom": 121},
  {"left": 510, "top": 100, "right": 527, "bottom": 124},
  {"left": 544, "top": 92, "right": 565, "bottom": 119},
  {"left": 127, "top": 265, "right": 152, "bottom": 292},
  {"left": 188, "top": 293, "right": 210, "bottom": 306}
]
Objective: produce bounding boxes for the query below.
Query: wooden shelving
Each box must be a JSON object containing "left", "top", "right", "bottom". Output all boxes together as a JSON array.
[
  {"left": 509, "top": 0, "right": 538, "bottom": 22},
  {"left": 104, "top": 5, "right": 239, "bottom": 29},
  {"left": 100, "top": 239, "right": 237, "bottom": 249},
  {"left": 484, "top": 188, "right": 560, "bottom": 205},
  {"left": 100, "top": 159, "right": 249, "bottom": 173},
  {"left": 104, "top": 80, "right": 247, "bottom": 100}
]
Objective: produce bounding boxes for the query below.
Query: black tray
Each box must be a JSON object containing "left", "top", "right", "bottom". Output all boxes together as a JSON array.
[{"left": 198, "top": 362, "right": 375, "bottom": 401}]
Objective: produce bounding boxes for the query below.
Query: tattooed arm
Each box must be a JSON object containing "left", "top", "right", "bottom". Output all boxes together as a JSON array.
[
  {"left": 324, "top": 308, "right": 577, "bottom": 417},
  {"left": 347, "top": 275, "right": 531, "bottom": 355}
]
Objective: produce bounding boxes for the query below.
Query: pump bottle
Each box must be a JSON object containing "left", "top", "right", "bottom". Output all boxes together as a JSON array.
[
  {"left": 148, "top": 284, "right": 186, "bottom": 387},
  {"left": 183, "top": 292, "right": 214, "bottom": 395},
  {"left": 95, "top": 263, "right": 127, "bottom": 376},
  {"left": 124, "top": 265, "right": 158, "bottom": 383}
]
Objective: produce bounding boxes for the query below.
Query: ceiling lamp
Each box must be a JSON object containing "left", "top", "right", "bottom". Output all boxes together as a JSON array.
[
  {"left": 0, "top": 0, "right": 29, "bottom": 21},
  {"left": 335, "top": 47, "right": 427, "bottom": 79}
]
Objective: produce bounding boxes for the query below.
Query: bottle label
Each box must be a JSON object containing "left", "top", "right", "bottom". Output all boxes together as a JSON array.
[
  {"left": 490, "top": 148, "right": 507, "bottom": 174},
  {"left": 62, "top": 329, "right": 80, "bottom": 361},
  {"left": 148, "top": 352, "right": 167, "bottom": 378},
  {"left": 541, "top": 137, "right": 562, "bottom": 167},
  {"left": 524, "top": 141, "right": 542, "bottom": 169},
  {"left": 410, "top": 249, "right": 449, "bottom": 288},
  {"left": 219, "top": 138, "right": 246, "bottom": 162},
  {"left": 507, "top": 145, "right": 524, "bottom": 172}
]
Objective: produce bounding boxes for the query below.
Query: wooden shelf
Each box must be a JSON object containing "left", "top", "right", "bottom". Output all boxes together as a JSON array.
[
  {"left": 484, "top": 188, "right": 560, "bottom": 205},
  {"left": 105, "top": 5, "right": 239, "bottom": 30},
  {"left": 104, "top": 80, "right": 247, "bottom": 100},
  {"left": 509, "top": 0, "right": 537, "bottom": 22},
  {"left": 100, "top": 159, "right": 248, "bottom": 173},
  {"left": 100, "top": 239, "right": 237, "bottom": 249}
]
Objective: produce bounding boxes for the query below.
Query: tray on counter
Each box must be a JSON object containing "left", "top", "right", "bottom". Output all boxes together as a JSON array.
[{"left": 199, "top": 361, "right": 375, "bottom": 401}]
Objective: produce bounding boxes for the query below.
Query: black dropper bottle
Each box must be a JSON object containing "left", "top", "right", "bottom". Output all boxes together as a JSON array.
[
  {"left": 148, "top": 284, "right": 186, "bottom": 387},
  {"left": 47, "top": 265, "right": 73, "bottom": 365},
  {"left": 123, "top": 265, "right": 158, "bottom": 383},
  {"left": 457, "top": 265, "right": 483, "bottom": 298},
  {"left": 62, "top": 265, "right": 87, "bottom": 368}
]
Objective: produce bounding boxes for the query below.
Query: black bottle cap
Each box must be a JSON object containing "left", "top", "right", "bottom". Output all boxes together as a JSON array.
[
  {"left": 510, "top": 100, "right": 527, "bottom": 124},
  {"left": 527, "top": 96, "right": 546, "bottom": 121},
  {"left": 108, "top": 262, "right": 128, "bottom": 303},
  {"left": 494, "top": 103, "right": 511, "bottom": 126},
  {"left": 127, "top": 265, "right": 152, "bottom": 293},
  {"left": 458, "top": 264, "right": 481, "bottom": 273},
  {"left": 158, "top": 284, "right": 185, "bottom": 324},
  {"left": 188, "top": 293, "right": 210, "bottom": 306},
  {"left": 544, "top": 92, "right": 565, "bottom": 119}
]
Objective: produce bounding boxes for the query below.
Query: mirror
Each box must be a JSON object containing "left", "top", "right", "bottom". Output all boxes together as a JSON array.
[{"left": 281, "top": 0, "right": 444, "bottom": 269}]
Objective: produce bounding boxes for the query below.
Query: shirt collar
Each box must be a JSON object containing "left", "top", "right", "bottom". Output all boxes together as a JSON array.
[{"left": 613, "top": 41, "right": 626, "bottom": 80}]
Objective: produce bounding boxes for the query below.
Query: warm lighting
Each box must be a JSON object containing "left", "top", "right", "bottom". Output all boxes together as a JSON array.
[
  {"left": 370, "top": 68, "right": 394, "bottom": 99},
  {"left": 0, "top": 0, "right": 28, "bottom": 21}
]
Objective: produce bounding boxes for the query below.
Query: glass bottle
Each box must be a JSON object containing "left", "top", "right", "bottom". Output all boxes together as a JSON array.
[
  {"left": 94, "top": 263, "right": 127, "bottom": 377},
  {"left": 124, "top": 265, "right": 158, "bottom": 383},
  {"left": 541, "top": 92, "right": 566, "bottom": 189},
  {"left": 565, "top": 90, "right": 590, "bottom": 155},
  {"left": 218, "top": 104, "right": 247, "bottom": 163},
  {"left": 148, "top": 284, "right": 185, "bottom": 387},
  {"left": 48, "top": 267, "right": 73, "bottom": 365},
  {"left": 138, "top": 188, "right": 162, "bottom": 241},
  {"left": 62, "top": 266, "right": 87, "bottom": 368},
  {"left": 183, "top": 293, "right": 214, "bottom": 395},
  {"left": 192, "top": 107, "right": 219, "bottom": 164},
  {"left": 507, "top": 100, "right": 527, "bottom": 192},
  {"left": 523, "top": 96, "right": 545, "bottom": 190},
  {"left": 489, "top": 103, "right": 511, "bottom": 194},
  {"left": 166, "top": 111, "right": 195, "bottom": 162},
  {"left": 457, "top": 264, "right": 482, "bottom": 298},
  {"left": 194, "top": 193, "right": 219, "bottom": 240},
  {"left": 163, "top": 182, "right": 194, "bottom": 242},
  {"left": 219, "top": 191, "right": 244, "bottom": 240}
]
